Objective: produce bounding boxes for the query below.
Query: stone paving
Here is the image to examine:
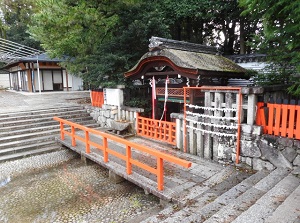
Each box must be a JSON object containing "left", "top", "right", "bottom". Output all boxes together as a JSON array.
[
  {"left": 0, "top": 150, "right": 160, "bottom": 222},
  {"left": 0, "top": 90, "right": 91, "bottom": 113}
]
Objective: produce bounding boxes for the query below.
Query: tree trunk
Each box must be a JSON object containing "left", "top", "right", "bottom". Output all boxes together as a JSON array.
[{"left": 240, "top": 19, "right": 246, "bottom": 54}]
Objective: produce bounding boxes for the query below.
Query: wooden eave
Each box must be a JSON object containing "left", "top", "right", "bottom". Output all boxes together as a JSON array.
[{"left": 124, "top": 56, "right": 198, "bottom": 79}]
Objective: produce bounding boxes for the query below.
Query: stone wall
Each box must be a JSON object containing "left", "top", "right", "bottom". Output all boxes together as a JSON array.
[
  {"left": 173, "top": 113, "right": 300, "bottom": 171},
  {"left": 85, "top": 104, "right": 143, "bottom": 130},
  {"left": 235, "top": 128, "right": 300, "bottom": 171}
]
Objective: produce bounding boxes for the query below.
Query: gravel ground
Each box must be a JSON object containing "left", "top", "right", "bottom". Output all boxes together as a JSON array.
[{"left": 0, "top": 149, "right": 161, "bottom": 223}]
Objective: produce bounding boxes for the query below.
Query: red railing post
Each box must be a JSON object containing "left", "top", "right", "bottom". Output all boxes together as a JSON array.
[
  {"left": 103, "top": 137, "right": 108, "bottom": 162},
  {"left": 288, "top": 104, "right": 296, "bottom": 138},
  {"left": 126, "top": 145, "right": 132, "bottom": 174},
  {"left": 71, "top": 126, "right": 76, "bottom": 146},
  {"left": 274, "top": 104, "right": 281, "bottom": 135},
  {"left": 136, "top": 112, "right": 140, "bottom": 134},
  {"left": 281, "top": 103, "right": 288, "bottom": 137},
  {"left": 296, "top": 106, "right": 300, "bottom": 139},
  {"left": 157, "top": 157, "right": 164, "bottom": 191},
  {"left": 85, "top": 130, "right": 90, "bottom": 153},
  {"left": 60, "top": 122, "right": 65, "bottom": 140}
]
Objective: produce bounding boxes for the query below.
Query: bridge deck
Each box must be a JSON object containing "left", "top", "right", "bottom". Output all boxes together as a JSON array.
[{"left": 56, "top": 131, "right": 230, "bottom": 205}]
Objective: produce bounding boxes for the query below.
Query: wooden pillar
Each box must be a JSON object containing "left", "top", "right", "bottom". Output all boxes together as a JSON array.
[
  {"left": 27, "top": 64, "right": 33, "bottom": 92},
  {"left": 65, "top": 69, "right": 69, "bottom": 91}
]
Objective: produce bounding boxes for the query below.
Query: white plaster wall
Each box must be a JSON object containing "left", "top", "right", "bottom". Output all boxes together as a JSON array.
[
  {"left": 104, "top": 88, "right": 123, "bottom": 107},
  {"left": 0, "top": 73, "right": 10, "bottom": 88},
  {"left": 71, "top": 75, "right": 83, "bottom": 90}
]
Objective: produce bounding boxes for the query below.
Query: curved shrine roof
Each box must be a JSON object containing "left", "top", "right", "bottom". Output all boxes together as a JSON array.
[{"left": 124, "top": 37, "right": 247, "bottom": 79}]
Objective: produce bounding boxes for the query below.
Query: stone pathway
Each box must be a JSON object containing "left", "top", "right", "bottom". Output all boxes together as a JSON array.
[{"left": 0, "top": 90, "right": 90, "bottom": 113}]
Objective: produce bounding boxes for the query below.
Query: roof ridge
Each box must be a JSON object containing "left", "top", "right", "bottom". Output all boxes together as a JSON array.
[{"left": 148, "top": 36, "right": 219, "bottom": 55}]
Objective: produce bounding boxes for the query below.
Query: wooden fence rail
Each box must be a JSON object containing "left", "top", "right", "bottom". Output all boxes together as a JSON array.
[
  {"left": 53, "top": 116, "right": 191, "bottom": 190},
  {"left": 136, "top": 113, "right": 176, "bottom": 145},
  {"left": 256, "top": 102, "right": 300, "bottom": 139}
]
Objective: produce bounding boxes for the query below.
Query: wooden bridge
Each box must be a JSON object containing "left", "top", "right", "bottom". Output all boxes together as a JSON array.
[{"left": 53, "top": 117, "right": 300, "bottom": 222}]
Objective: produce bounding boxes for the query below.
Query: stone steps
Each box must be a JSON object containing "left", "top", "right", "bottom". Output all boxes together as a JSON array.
[
  {"left": 0, "top": 107, "right": 85, "bottom": 122},
  {"left": 0, "top": 117, "right": 94, "bottom": 132},
  {"left": 264, "top": 184, "right": 300, "bottom": 223},
  {"left": 231, "top": 172, "right": 300, "bottom": 223},
  {"left": 0, "top": 106, "right": 100, "bottom": 162},
  {"left": 0, "top": 105, "right": 83, "bottom": 118},
  {"left": 0, "top": 112, "right": 90, "bottom": 127},
  {"left": 141, "top": 166, "right": 251, "bottom": 222},
  {"left": 0, "top": 145, "right": 62, "bottom": 163},
  {"left": 0, "top": 141, "right": 59, "bottom": 156},
  {"left": 0, "top": 122, "right": 99, "bottom": 140},
  {"left": 201, "top": 168, "right": 294, "bottom": 223},
  {"left": 142, "top": 168, "right": 300, "bottom": 223}
]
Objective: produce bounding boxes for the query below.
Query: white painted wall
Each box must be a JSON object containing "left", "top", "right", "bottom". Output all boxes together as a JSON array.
[
  {"left": 72, "top": 75, "right": 83, "bottom": 90},
  {"left": 0, "top": 73, "right": 10, "bottom": 89},
  {"left": 104, "top": 88, "right": 124, "bottom": 106}
]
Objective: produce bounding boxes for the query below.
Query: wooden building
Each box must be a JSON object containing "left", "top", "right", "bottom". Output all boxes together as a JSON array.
[
  {"left": 124, "top": 37, "right": 248, "bottom": 119},
  {"left": 3, "top": 53, "right": 83, "bottom": 92}
]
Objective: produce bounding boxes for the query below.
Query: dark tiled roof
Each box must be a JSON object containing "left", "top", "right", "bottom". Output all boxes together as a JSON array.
[{"left": 20, "top": 53, "right": 62, "bottom": 63}]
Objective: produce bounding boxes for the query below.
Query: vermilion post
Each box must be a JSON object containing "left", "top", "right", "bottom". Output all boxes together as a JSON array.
[
  {"left": 85, "top": 130, "right": 90, "bottom": 153},
  {"left": 183, "top": 87, "right": 187, "bottom": 153},
  {"left": 103, "top": 137, "right": 108, "bottom": 162},
  {"left": 71, "top": 126, "right": 76, "bottom": 146},
  {"left": 288, "top": 104, "right": 296, "bottom": 138},
  {"left": 157, "top": 157, "right": 164, "bottom": 191},
  {"left": 296, "top": 106, "right": 300, "bottom": 139},
  {"left": 281, "top": 104, "right": 288, "bottom": 137},
  {"left": 60, "top": 122, "right": 65, "bottom": 140},
  {"left": 126, "top": 145, "right": 132, "bottom": 174}
]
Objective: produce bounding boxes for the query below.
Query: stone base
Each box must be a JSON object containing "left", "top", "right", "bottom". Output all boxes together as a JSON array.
[
  {"left": 160, "top": 199, "right": 171, "bottom": 208},
  {"left": 81, "top": 154, "right": 93, "bottom": 165},
  {"left": 109, "top": 170, "right": 125, "bottom": 184}
]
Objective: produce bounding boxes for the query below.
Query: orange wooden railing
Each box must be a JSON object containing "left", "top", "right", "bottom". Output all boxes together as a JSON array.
[
  {"left": 53, "top": 117, "right": 191, "bottom": 190},
  {"left": 256, "top": 102, "right": 300, "bottom": 139},
  {"left": 136, "top": 113, "right": 176, "bottom": 145},
  {"left": 90, "top": 90, "right": 104, "bottom": 107}
]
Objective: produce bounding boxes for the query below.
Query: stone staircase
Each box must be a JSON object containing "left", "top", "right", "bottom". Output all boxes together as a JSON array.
[
  {"left": 0, "top": 106, "right": 100, "bottom": 162},
  {"left": 141, "top": 167, "right": 300, "bottom": 223}
]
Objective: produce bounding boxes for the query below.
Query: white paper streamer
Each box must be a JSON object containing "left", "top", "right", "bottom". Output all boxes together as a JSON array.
[
  {"left": 186, "top": 104, "right": 237, "bottom": 112},
  {"left": 187, "top": 125, "right": 237, "bottom": 138},
  {"left": 186, "top": 111, "right": 238, "bottom": 121},
  {"left": 186, "top": 118, "right": 238, "bottom": 129}
]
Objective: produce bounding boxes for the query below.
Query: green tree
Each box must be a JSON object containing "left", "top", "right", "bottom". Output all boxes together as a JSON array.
[
  {"left": 29, "top": 0, "right": 169, "bottom": 88},
  {"left": 240, "top": 0, "right": 300, "bottom": 96},
  {"left": 0, "top": 0, "right": 41, "bottom": 49}
]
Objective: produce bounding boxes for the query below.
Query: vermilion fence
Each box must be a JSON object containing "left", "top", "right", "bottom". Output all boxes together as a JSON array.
[
  {"left": 136, "top": 113, "right": 176, "bottom": 145},
  {"left": 256, "top": 101, "right": 300, "bottom": 139},
  {"left": 90, "top": 90, "right": 104, "bottom": 107},
  {"left": 53, "top": 116, "right": 190, "bottom": 190}
]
